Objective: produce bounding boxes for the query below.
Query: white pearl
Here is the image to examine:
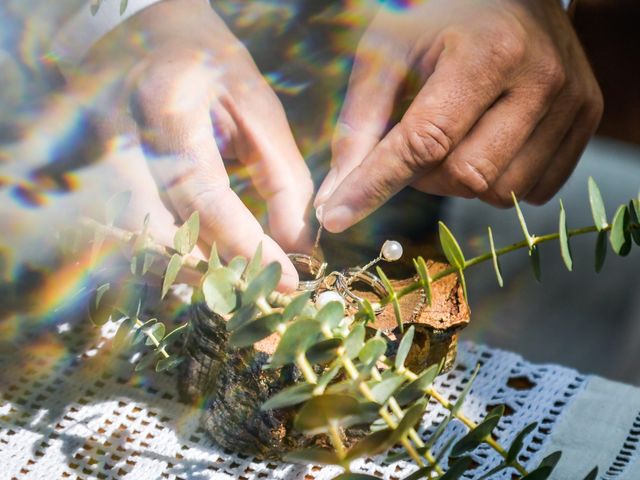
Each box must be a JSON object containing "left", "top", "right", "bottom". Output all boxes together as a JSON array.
[
  {"left": 315, "top": 290, "right": 346, "bottom": 309},
  {"left": 381, "top": 240, "right": 403, "bottom": 262}
]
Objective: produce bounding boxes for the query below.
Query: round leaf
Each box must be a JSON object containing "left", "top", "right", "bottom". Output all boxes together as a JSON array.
[
  {"left": 306, "top": 338, "right": 343, "bottom": 365},
  {"left": 438, "top": 221, "right": 466, "bottom": 269},
  {"left": 293, "top": 394, "right": 363, "bottom": 434},
  {"left": 315, "top": 301, "right": 344, "bottom": 330},
  {"left": 344, "top": 324, "right": 366, "bottom": 359},
  {"left": 610, "top": 205, "right": 631, "bottom": 256},
  {"left": 261, "top": 382, "right": 315, "bottom": 411},
  {"left": 242, "top": 262, "right": 281, "bottom": 304},
  {"left": 507, "top": 422, "right": 537, "bottom": 464},
  {"left": 202, "top": 267, "right": 238, "bottom": 315},
  {"left": 284, "top": 448, "right": 340, "bottom": 466},
  {"left": 229, "top": 313, "right": 282, "bottom": 348},
  {"left": 588, "top": 177, "right": 607, "bottom": 231},
  {"left": 369, "top": 374, "right": 406, "bottom": 405},
  {"left": 144, "top": 322, "right": 165, "bottom": 346},
  {"left": 395, "top": 362, "right": 440, "bottom": 406},
  {"left": 227, "top": 304, "right": 259, "bottom": 331},
  {"left": 282, "top": 292, "right": 313, "bottom": 322},
  {"left": 395, "top": 326, "right": 415, "bottom": 370},
  {"left": 450, "top": 405, "right": 504, "bottom": 458},
  {"left": 155, "top": 355, "right": 184, "bottom": 372},
  {"left": 113, "top": 317, "right": 134, "bottom": 349},
  {"left": 269, "top": 318, "right": 323, "bottom": 368},
  {"left": 359, "top": 337, "right": 387, "bottom": 366},
  {"left": 162, "top": 254, "right": 182, "bottom": 299},
  {"left": 173, "top": 211, "right": 199, "bottom": 255},
  {"left": 345, "top": 429, "right": 394, "bottom": 461}
]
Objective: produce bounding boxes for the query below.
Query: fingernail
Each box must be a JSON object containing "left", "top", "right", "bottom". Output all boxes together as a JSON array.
[
  {"left": 315, "top": 168, "right": 338, "bottom": 206},
  {"left": 315, "top": 204, "right": 325, "bottom": 224},
  {"left": 322, "top": 205, "right": 354, "bottom": 233}
]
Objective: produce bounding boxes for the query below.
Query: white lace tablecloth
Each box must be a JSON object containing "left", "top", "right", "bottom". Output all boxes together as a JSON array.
[{"left": 0, "top": 304, "right": 630, "bottom": 480}]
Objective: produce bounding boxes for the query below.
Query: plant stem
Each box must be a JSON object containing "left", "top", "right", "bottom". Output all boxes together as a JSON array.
[{"left": 134, "top": 318, "right": 169, "bottom": 358}]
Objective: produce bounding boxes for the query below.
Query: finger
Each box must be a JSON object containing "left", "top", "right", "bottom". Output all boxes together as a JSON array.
[
  {"left": 229, "top": 81, "right": 315, "bottom": 254},
  {"left": 320, "top": 38, "right": 511, "bottom": 232},
  {"left": 315, "top": 34, "right": 409, "bottom": 207},
  {"left": 131, "top": 67, "right": 299, "bottom": 290},
  {"left": 525, "top": 102, "right": 602, "bottom": 205},
  {"left": 411, "top": 83, "right": 555, "bottom": 198}
]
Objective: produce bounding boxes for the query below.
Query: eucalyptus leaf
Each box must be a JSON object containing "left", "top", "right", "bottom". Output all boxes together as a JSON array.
[
  {"left": 387, "top": 399, "right": 427, "bottom": 445},
  {"left": 345, "top": 429, "right": 394, "bottom": 461},
  {"left": 293, "top": 394, "right": 363, "bottom": 434},
  {"left": 88, "top": 283, "right": 113, "bottom": 326},
  {"left": 344, "top": 324, "right": 366, "bottom": 359},
  {"left": 134, "top": 350, "right": 159, "bottom": 372},
  {"left": 558, "top": 200, "right": 573, "bottom": 271},
  {"left": 142, "top": 253, "right": 154, "bottom": 276},
  {"left": 119, "top": 0, "right": 128, "bottom": 15},
  {"left": 306, "top": 338, "right": 343, "bottom": 365},
  {"left": 270, "top": 318, "right": 323, "bottom": 368},
  {"left": 229, "top": 313, "right": 282, "bottom": 348},
  {"left": 610, "top": 205, "right": 631, "bottom": 256},
  {"left": 243, "top": 262, "right": 281, "bottom": 304},
  {"left": 284, "top": 448, "right": 340, "bottom": 465},
  {"left": 370, "top": 374, "right": 406, "bottom": 405},
  {"left": 105, "top": 190, "right": 131, "bottom": 226},
  {"left": 413, "top": 256, "right": 433, "bottom": 305},
  {"left": 582, "top": 466, "right": 599, "bottom": 480},
  {"left": 438, "top": 221, "right": 466, "bottom": 269},
  {"left": 457, "top": 268, "right": 468, "bottom": 304},
  {"left": 113, "top": 317, "right": 134, "bottom": 349},
  {"left": 261, "top": 382, "right": 315, "bottom": 411},
  {"left": 332, "top": 473, "right": 381, "bottom": 480},
  {"left": 228, "top": 256, "right": 248, "bottom": 280},
  {"left": 628, "top": 200, "right": 640, "bottom": 246},
  {"left": 395, "top": 326, "right": 414, "bottom": 370},
  {"left": 202, "top": 267, "right": 238, "bottom": 315},
  {"left": 90, "top": 0, "right": 101, "bottom": 15},
  {"left": 401, "top": 466, "right": 436, "bottom": 480},
  {"left": 227, "top": 304, "right": 259, "bottom": 331},
  {"left": 316, "top": 301, "right": 345, "bottom": 330},
  {"left": 317, "top": 363, "right": 342, "bottom": 391},
  {"left": 506, "top": 422, "right": 537, "bottom": 464},
  {"left": 439, "top": 456, "right": 473, "bottom": 480},
  {"left": 376, "top": 267, "right": 403, "bottom": 332},
  {"left": 450, "top": 405, "right": 504, "bottom": 458},
  {"left": 529, "top": 245, "right": 541, "bottom": 283},
  {"left": 358, "top": 337, "right": 387, "bottom": 366},
  {"left": 132, "top": 319, "right": 156, "bottom": 346},
  {"left": 160, "top": 323, "right": 189, "bottom": 348},
  {"left": 487, "top": 227, "right": 504, "bottom": 287},
  {"left": 173, "top": 211, "right": 199, "bottom": 255},
  {"left": 355, "top": 298, "right": 377, "bottom": 324},
  {"left": 282, "top": 292, "right": 312, "bottom": 322},
  {"left": 588, "top": 176, "right": 607, "bottom": 231},
  {"left": 155, "top": 355, "right": 184, "bottom": 372},
  {"left": 144, "top": 322, "right": 165, "bottom": 346},
  {"left": 511, "top": 192, "right": 534, "bottom": 248},
  {"left": 162, "top": 254, "right": 182, "bottom": 299},
  {"left": 395, "top": 362, "right": 439, "bottom": 406},
  {"left": 521, "top": 451, "right": 562, "bottom": 480},
  {"left": 208, "top": 243, "right": 221, "bottom": 269},
  {"left": 244, "top": 243, "right": 263, "bottom": 282},
  {"left": 594, "top": 230, "right": 607, "bottom": 273}
]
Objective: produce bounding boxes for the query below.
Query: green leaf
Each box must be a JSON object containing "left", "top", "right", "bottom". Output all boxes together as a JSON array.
[
  {"left": 228, "top": 313, "right": 282, "bottom": 348},
  {"left": 355, "top": 298, "right": 377, "bottom": 324},
  {"left": 144, "top": 322, "right": 165, "bottom": 346},
  {"left": 208, "top": 243, "right": 221, "bottom": 269},
  {"left": 629, "top": 200, "right": 640, "bottom": 246},
  {"left": 450, "top": 405, "right": 504, "bottom": 458},
  {"left": 457, "top": 269, "right": 468, "bottom": 304},
  {"left": 227, "top": 304, "right": 259, "bottom": 331},
  {"left": 529, "top": 245, "right": 541, "bottom": 282},
  {"left": 512, "top": 192, "right": 534, "bottom": 249},
  {"left": 452, "top": 364, "right": 479, "bottom": 415},
  {"left": 134, "top": 350, "right": 159, "bottom": 372},
  {"left": 333, "top": 475, "right": 381, "bottom": 480},
  {"left": 155, "top": 355, "right": 184, "bottom": 372},
  {"left": 88, "top": 283, "right": 113, "bottom": 326},
  {"left": 370, "top": 374, "right": 406, "bottom": 404},
  {"left": 344, "top": 324, "right": 366, "bottom": 359},
  {"left": 162, "top": 254, "right": 182, "bottom": 299},
  {"left": 270, "top": 318, "right": 323, "bottom": 368},
  {"left": 284, "top": 448, "right": 340, "bottom": 466},
  {"left": 487, "top": 227, "right": 504, "bottom": 287},
  {"left": 173, "top": 211, "right": 199, "bottom": 255},
  {"left": 202, "top": 267, "right": 238, "bottom": 315},
  {"left": 395, "top": 326, "right": 414, "bottom": 370},
  {"left": 159, "top": 323, "right": 189, "bottom": 348},
  {"left": 282, "top": 292, "right": 312, "bottom": 322},
  {"left": 506, "top": 422, "right": 537, "bottom": 464},
  {"left": 413, "top": 256, "right": 433, "bottom": 305},
  {"left": 395, "top": 362, "right": 439, "bottom": 406},
  {"left": 316, "top": 301, "right": 345, "bottom": 330},
  {"left": 388, "top": 399, "right": 428, "bottom": 445},
  {"left": 401, "top": 466, "right": 436, "bottom": 480},
  {"left": 119, "top": 0, "right": 128, "bottom": 15},
  {"left": 105, "top": 190, "right": 131, "bottom": 226},
  {"left": 377, "top": 266, "right": 403, "bottom": 332},
  {"left": 521, "top": 451, "right": 562, "bottom": 480},
  {"left": 293, "top": 394, "right": 363, "bottom": 434},
  {"left": 141, "top": 253, "right": 154, "bottom": 276},
  {"left": 243, "top": 262, "right": 281, "bottom": 304},
  {"left": 439, "top": 456, "right": 473, "bottom": 480},
  {"left": 228, "top": 256, "right": 248, "bottom": 280},
  {"left": 113, "top": 317, "right": 134, "bottom": 349},
  {"left": 306, "top": 338, "right": 343, "bottom": 365},
  {"left": 582, "top": 466, "right": 598, "bottom": 480},
  {"left": 595, "top": 230, "right": 607, "bottom": 273},
  {"left": 358, "top": 337, "right": 387, "bottom": 366},
  {"left": 438, "top": 222, "right": 466, "bottom": 269},
  {"left": 345, "top": 429, "right": 394, "bottom": 461},
  {"left": 244, "top": 243, "right": 263, "bottom": 282},
  {"left": 610, "top": 205, "right": 631, "bottom": 256},
  {"left": 90, "top": 0, "right": 101, "bottom": 15},
  {"left": 317, "top": 362, "right": 342, "bottom": 391},
  {"left": 588, "top": 177, "right": 607, "bottom": 231},
  {"left": 284, "top": 447, "right": 340, "bottom": 465},
  {"left": 261, "top": 382, "right": 315, "bottom": 411},
  {"left": 558, "top": 200, "right": 573, "bottom": 271}
]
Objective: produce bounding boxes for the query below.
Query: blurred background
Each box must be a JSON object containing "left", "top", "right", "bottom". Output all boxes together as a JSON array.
[{"left": 0, "top": 0, "right": 638, "bottom": 384}]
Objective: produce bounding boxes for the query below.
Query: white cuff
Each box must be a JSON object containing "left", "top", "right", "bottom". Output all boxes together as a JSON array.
[{"left": 51, "top": 0, "right": 164, "bottom": 67}]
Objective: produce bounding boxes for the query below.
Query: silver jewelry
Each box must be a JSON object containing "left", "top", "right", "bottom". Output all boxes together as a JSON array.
[
  {"left": 335, "top": 268, "right": 389, "bottom": 313},
  {"left": 288, "top": 253, "right": 327, "bottom": 292}
]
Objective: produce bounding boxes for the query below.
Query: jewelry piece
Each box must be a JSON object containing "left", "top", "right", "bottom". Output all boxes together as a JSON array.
[
  {"left": 288, "top": 253, "right": 327, "bottom": 292},
  {"left": 335, "top": 268, "right": 389, "bottom": 313},
  {"left": 315, "top": 290, "right": 346, "bottom": 309}
]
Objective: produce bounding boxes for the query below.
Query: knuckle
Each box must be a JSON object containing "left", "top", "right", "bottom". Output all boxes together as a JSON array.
[
  {"left": 399, "top": 118, "right": 453, "bottom": 170},
  {"left": 540, "top": 55, "right": 567, "bottom": 94},
  {"left": 483, "top": 27, "right": 527, "bottom": 70},
  {"left": 449, "top": 159, "right": 499, "bottom": 196}
]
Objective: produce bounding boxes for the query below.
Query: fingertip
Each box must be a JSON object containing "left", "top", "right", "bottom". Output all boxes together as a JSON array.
[{"left": 322, "top": 205, "right": 354, "bottom": 233}]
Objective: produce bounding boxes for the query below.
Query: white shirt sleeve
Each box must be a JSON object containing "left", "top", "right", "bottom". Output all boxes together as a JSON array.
[{"left": 50, "top": 0, "right": 165, "bottom": 67}]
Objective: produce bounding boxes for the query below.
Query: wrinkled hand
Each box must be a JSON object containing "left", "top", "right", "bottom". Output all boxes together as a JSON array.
[
  {"left": 315, "top": 0, "right": 603, "bottom": 232},
  {"left": 68, "top": 0, "right": 313, "bottom": 289}
]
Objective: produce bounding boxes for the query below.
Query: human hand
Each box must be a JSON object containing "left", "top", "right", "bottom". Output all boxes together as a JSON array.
[
  {"left": 65, "top": 0, "right": 313, "bottom": 289},
  {"left": 315, "top": 0, "right": 603, "bottom": 233}
]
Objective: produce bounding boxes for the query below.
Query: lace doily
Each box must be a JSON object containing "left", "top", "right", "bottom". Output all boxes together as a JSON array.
[{"left": 0, "top": 307, "right": 586, "bottom": 479}]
